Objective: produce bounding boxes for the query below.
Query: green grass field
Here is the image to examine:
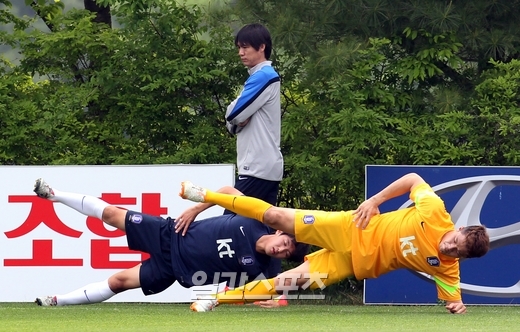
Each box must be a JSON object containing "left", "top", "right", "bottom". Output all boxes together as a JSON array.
[{"left": 1, "top": 303, "right": 518, "bottom": 332}]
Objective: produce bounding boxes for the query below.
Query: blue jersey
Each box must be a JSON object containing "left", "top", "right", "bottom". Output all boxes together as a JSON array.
[{"left": 171, "top": 214, "right": 273, "bottom": 288}]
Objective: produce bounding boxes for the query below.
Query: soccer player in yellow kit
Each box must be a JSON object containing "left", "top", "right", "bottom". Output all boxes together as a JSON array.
[{"left": 179, "top": 173, "right": 490, "bottom": 314}]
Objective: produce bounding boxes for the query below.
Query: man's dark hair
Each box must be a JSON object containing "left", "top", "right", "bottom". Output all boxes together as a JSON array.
[
  {"left": 234, "top": 23, "right": 272, "bottom": 60},
  {"left": 283, "top": 232, "right": 310, "bottom": 263},
  {"left": 462, "top": 225, "right": 490, "bottom": 258}
]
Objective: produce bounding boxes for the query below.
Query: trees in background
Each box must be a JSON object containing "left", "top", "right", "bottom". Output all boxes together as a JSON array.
[
  {"left": 1, "top": 0, "right": 240, "bottom": 165},
  {"left": 224, "top": 0, "right": 520, "bottom": 209},
  {"left": 2, "top": 0, "right": 520, "bottom": 212}
]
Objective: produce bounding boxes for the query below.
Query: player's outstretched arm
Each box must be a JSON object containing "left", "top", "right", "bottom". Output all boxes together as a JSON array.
[
  {"left": 353, "top": 173, "right": 426, "bottom": 229},
  {"left": 372, "top": 172, "right": 426, "bottom": 204}
]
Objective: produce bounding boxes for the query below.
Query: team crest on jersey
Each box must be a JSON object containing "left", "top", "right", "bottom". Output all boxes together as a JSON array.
[
  {"left": 303, "top": 215, "right": 315, "bottom": 224},
  {"left": 241, "top": 256, "right": 254, "bottom": 265},
  {"left": 130, "top": 214, "right": 143, "bottom": 224},
  {"left": 426, "top": 256, "right": 440, "bottom": 267}
]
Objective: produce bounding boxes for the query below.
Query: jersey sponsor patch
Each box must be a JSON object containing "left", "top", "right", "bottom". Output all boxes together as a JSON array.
[
  {"left": 130, "top": 214, "right": 143, "bottom": 224},
  {"left": 240, "top": 256, "right": 254, "bottom": 265},
  {"left": 426, "top": 256, "right": 440, "bottom": 267},
  {"left": 303, "top": 215, "right": 315, "bottom": 224}
]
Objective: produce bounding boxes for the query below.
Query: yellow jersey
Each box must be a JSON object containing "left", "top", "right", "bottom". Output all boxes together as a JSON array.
[{"left": 351, "top": 183, "right": 460, "bottom": 301}]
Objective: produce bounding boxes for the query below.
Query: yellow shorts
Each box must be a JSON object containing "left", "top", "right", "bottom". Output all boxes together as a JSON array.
[
  {"left": 294, "top": 210, "right": 355, "bottom": 285},
  {"left": 305, "top": 249, "right": 354, "bottom": 287},
  {"left": 294, "top": 209, "right": 354, "bottom": 252}
]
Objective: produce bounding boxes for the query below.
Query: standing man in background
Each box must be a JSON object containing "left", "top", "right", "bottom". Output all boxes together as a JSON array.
[
  {"left": 178, "top": 23, "right": 284, "bottom": 278},
  {"left": 225, "top": 23, "right": 283, "bottom": 278},
  {"left": 225, "top": 23, "right": 283, "bottom": 209}
]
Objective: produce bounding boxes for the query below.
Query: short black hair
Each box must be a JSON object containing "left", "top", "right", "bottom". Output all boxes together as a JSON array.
[
  {"left": 283, "top": 232, "right": 310, "bottom": 263},
  {"left": 234, "top": 23, "right": 272, "bottom": 59}
]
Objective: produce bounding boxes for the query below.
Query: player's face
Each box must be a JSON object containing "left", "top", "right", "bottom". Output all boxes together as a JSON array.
[
  {"left": 237, "top": 43, "right": 266, "bottom": 68},
  {"left": 439, "top": 231, "right": 467, "bottom": 258},
  {"left": 265, "top": 234, "right": 296, "bottom": 259}
]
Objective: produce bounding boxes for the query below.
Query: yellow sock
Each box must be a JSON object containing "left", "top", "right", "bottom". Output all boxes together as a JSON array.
[
  {"left": 205, "top": 191, "right": 271, "bottom": 222},
  {"left": 217, "top": 278, "right": 278, "bottom": 304}
]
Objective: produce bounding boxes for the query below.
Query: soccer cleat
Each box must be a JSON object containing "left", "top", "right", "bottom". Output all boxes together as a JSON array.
[
  {"left": 35, "top": 296, "right": 57, "bottom": 306},
  {"left": 190, "top": 296, "right": 218, "bottom": 312},
  {"left": 34, "top": 178, "right": 55, "bottom": 199},
  {"left": 179, "top": 181, "right": 206, "bottom": 203}
]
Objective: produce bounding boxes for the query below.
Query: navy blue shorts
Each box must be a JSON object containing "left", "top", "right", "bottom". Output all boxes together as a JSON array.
[{"left": 124, "top": 210, "right": 177, "bottom": 296}]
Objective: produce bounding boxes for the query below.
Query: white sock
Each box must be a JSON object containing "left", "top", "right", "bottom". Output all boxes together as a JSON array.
[
  {"left": 56, "top": 280, "right": 116, "bottom": 306},
  {"left": 52, "top": 189, "right": 109, "bottom": 220}
]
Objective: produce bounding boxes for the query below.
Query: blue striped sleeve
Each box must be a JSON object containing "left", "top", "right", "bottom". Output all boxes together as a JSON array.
[{"left": 226, "top": 66, "right": 280, "bottom": 121}]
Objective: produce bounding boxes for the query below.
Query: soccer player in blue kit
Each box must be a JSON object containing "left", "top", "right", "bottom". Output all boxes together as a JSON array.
[{"left": 32, "top": 178, "right": 308, "bottom": 306}]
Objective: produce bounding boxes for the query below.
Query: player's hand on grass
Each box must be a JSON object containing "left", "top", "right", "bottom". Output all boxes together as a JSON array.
[
  {"left": 253, "top": 300, "right": 281, "bottom": 308},
  {"left": 353, "top": 198, "right": 380, "bottom": 230},
  {"left": 253, "top": 295, "right": 288, "bottom": 308},
  {"left": 445, "top": 301, "right": 466, "bottom": 314}
]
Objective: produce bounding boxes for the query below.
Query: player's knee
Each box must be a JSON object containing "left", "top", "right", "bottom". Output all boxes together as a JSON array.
[
  {"left": 107, "top": 275, "right": 126, "bottom": 293},
  {"left": 263, "top": 207, "right": 280, "bottom": 226},
  {"left": 264, "top": 207, "right": 292, "bottom": 230},
  {"left": 102, "top": 206, "right": 124, "bottom": 228},
  {"left": 102, "top": 205, "right": 117, "bottom": 220}
]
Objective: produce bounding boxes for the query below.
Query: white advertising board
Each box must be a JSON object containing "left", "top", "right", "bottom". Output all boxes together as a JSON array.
[{"left": 0, "top": 165, "right": 234, "bottom": 302}]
